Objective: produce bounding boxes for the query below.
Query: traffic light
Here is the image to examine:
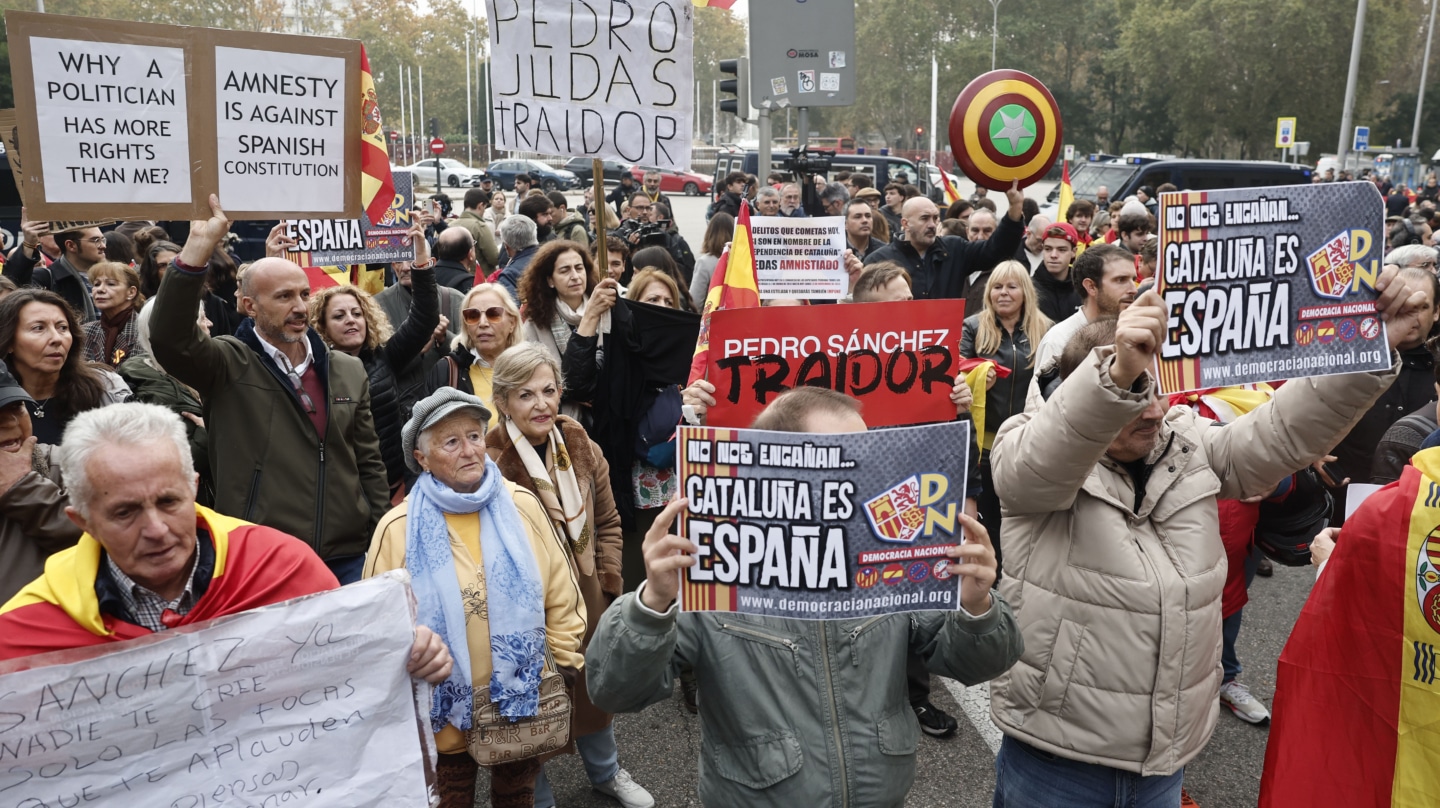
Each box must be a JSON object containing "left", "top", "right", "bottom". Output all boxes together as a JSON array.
[
  {"left": 718, "top": 57, "right": 749, "bottom": 122},
  {"left": 429, "top": 117, "right": 439, "bottom": 138},
  {"left": 915, "top": 127, "right": 924, "bottom": 147}
]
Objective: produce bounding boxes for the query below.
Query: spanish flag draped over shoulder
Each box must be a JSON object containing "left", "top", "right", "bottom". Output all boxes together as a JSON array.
[
  {"left": 359, "top": 45, "right": 396, "bottom": 228},
  {"left": 1259, "top": 448, "right": 1440, "bottom": 807},
  {"left": 689, "top": 202, "right": 759, "bottom": 384}
]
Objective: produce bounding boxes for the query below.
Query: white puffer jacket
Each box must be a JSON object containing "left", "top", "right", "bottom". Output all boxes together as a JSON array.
[{"left": 989, "top": 346, "right": 1398, "bottom": 775}]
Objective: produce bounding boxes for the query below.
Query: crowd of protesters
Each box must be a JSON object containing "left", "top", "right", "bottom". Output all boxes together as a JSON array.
[{"left": 1, "top": 158, "right": 1437, "bottom": 808}]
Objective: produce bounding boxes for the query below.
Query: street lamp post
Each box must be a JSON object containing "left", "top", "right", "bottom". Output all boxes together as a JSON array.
[
  {"left": 1337, "top": 0, "right": 1368, "bottom": 170},
  {"left": 988, "top": 0, "right": 1003, "bottom": 72},
  {"left": 1414, "top": 0, "right": 1438, "bottom": 151}
]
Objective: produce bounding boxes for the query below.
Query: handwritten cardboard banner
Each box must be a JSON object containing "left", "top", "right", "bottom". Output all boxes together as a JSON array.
[
  {"left": 1156, "top": 181, "right": 1390, "bottom": 393},
  {"left": 5, "top": 11, "right": 360, "bottom": 221},
  {"left": 751, "top": 215, "right": 848, "bottom": 300},
  {"left": 285, "top": 171, "right": 416, "bottom": 266},
  {"left": 0, "top": 573, "right": 432, "bottom": 807},
  {"left": 677, "top": 421, "right": 972, "bottom": 619},
  {"left": 704, "top": 299, "right": 966, "bottom": 429},
  {"left": 484, "top": 0, "right": 694, "bottom": 171}
]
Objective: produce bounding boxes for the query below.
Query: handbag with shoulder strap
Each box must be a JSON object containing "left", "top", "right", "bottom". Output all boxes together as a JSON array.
[{"left": 464, "top": 644, "right": 572, "bottom": 765}]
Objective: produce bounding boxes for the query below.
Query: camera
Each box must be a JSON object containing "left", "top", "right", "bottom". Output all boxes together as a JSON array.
[
  {"left": 782, "top": 146, "right": 835, "bottom": 177},
  {"left": 615, "top": 218, "right": 670, "bottom": 247}
]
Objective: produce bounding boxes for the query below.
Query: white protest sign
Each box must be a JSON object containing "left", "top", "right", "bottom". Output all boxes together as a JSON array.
[
  {"left": 29, "top": 37, "right": 192, "bottom": 205},
  {"left": 750, "top": 215, "right": 848, "bottom": 300},
  {"left": 216, "top": 48, "right": 349, "bottom": 215},
  {"left": 485, "top": 0, "right": 694, "bottom": 171},
  {"left": 0, "top": 573, "right": 431, "bottom": 808}
]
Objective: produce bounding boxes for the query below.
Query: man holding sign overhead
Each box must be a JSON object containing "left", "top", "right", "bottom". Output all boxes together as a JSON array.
[
  {"left": 986, "top": 262, "right": 1432, "bottom": 805},
  {"left": 585, "top": 387, "right": 1023, "bottom": 808}
]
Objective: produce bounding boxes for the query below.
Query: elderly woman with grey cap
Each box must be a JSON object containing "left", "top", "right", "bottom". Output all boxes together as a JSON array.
[{"left": 363, "top": 387, "right": 586, "bottom": 808}]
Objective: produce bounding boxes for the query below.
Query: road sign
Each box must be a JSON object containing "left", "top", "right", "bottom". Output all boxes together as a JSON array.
[
  {"left": 429, "top": 137, "right": 446, "bottom": 155},
  {"left": 1354, "top": 126, "right": 1370, "bottom": 152},
  {"left": 1295, "top": 141, "right": 1311, "bottom": 157},
  {"left": 1276, "top": 117, "right": 1296, "bottom": 149},
  {"left": 748, "top": 0, "right": 856, "bottom": 108},
  {"left": 1064, "top": 144, "right": 1075, "bottom": 162},
  {"left": 388, "top": 131, "right": 399, "bottom": 140}
]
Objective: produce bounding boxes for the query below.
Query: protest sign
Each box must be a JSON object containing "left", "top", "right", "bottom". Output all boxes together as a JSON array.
[
  {"left": 285, "top": 170, "right": 416, "bottom": 266},
  {"left": 750, "top": 215, "right": 848, "bottom": 299},
  {"left": 704, "top": 299, "right": 965, "bottom": 428},
  {"left": 677, "top": 421, "right": 972, "bottom": 620},
  {"left": 484, "top": 0, "right": 694, "bottom": 171},
  {"left": 0, "top": 573, "right": 432, "bottom": 807},
  {"left": 1156, "top": 181, "right": 1390, "bottom": 393},
  {"left": 5, "top": 11, "right": 361, "bottom": 220}
]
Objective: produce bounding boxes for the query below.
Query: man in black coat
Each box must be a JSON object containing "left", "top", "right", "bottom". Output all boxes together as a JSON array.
[{"left": 863, "top": 181, "right": 1025, "bottom": 305}]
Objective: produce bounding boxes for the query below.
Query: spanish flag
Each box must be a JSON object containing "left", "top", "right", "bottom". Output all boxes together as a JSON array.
[
  {"left": 956, "top": 357, "right": 1010, "bottom": 451},
  {"left": 940, "top": 168, "right": 962, "bottom": 206},
  {"left": 1057, "top": 160, "right": 1074, "bottom": 232},
  {"left": 359, "top": 46, "right": 396, "bottom": 227},
  {"left": 1259, "top": 447, "right": 1440, "bottom": 806},
  {"left": 689, "top": 202, "right": 759, "bottom": 384}
]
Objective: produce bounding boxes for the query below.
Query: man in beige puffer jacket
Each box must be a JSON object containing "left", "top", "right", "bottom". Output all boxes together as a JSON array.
[{"left": 987, "top": 276, "right": 1429, "bottom": 806}]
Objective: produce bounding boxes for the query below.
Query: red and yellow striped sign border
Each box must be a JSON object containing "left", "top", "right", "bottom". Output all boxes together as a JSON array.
[
  {"left": 948, "top": 70, "right": 1062, "bottom": 191},
  {"left": 679, "top": 427, "right": 737, "bottom": 613},
  {"left": 1155, "top": 191, "right": 1208, "bottom": 393}
]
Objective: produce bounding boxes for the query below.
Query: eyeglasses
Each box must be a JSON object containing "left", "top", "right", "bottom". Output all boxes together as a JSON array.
[
  {"left": 285, "top": 369, "right": 316, "bottom": 414},
  {"left": 84, "top": 236, "right": 107, "bottom": 245},
  {"left": 462, "top": 306, "right": 508, "bottom": 324}
]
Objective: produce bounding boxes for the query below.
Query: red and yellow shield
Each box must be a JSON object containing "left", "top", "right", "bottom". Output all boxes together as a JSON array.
[
  {"left": 949, "top": 70, "right": 1063, "bottom": 191},
  {"left": 865, "top": 475, "right": 925, "bottom": 543}
]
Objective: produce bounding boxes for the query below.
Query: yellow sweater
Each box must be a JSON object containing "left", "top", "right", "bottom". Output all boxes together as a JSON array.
[{"left": 363, "top": 479, "right": 587, "bottom": 755}]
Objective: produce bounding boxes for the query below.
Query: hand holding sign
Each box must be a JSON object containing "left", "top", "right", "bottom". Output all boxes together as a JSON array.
[
  {"left": 407, "top": 624, "right": 453, "bottom": 683},
  {"left": 266, "top": 221, "right": 297, "bottom": 257},
  {"left": 181, "top": 193, "right": 230, "bottom": 269},
  {"left": 946, "top": 512, "right": 996, "bottom": 615},
  {"left": 1112, "top": 289, "right": 1167, "bottom": 389},
  {"left": 640, "top": 497, "right": 696, "bottom": 612},
  {"left": 579, "top": 278, "right": 621, "bottom": 337}
]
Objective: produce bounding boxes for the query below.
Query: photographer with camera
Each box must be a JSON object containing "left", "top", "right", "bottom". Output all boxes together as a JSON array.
[{"left": 615, "top": 195, "right": 696, "bottom": 284}]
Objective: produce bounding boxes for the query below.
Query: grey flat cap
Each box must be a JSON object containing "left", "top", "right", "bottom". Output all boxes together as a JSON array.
[{"left": 402, "top": 387, "right": 493, "bottom": 473}]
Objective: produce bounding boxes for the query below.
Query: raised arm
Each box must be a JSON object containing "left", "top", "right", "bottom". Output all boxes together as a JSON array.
[
  {"left": 958, "top": 181, "right": 1026, "bottom": 270},
  {"left": 380, "top": 224, "right": 441, "bottom": 375},
  {"left": 149, "top": 195, "right": 234, "bottom": 396}
]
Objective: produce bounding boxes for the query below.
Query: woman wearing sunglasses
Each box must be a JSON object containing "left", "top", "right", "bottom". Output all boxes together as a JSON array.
[
  {"left": 422, "top": 283, "right": 521, "bottom": 416},
  {"left": 306, "top": 223, "right": 440, "bottom": 497}
]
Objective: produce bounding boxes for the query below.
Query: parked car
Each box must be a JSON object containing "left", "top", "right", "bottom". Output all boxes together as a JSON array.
[
  {"left": 403, "top": 158, "right": 485, "bottom": 188},
  {"left": 565, "top": 158, "right": 634, "bottom": 186},
  {"left": 630, "top": 165, "right": 713, "bottom": 196},
  {"left": 486, "top": 159, "right": 578, "bottom": 191}
]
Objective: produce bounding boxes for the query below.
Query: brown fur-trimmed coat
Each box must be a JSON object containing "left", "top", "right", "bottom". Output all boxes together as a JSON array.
[{"left": 488, "top": 415, "right": 623, "bottom": 736}]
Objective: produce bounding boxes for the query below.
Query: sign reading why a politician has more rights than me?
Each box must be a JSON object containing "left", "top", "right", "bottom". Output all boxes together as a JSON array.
[
  {"left": 1156, "top": 181, "right": 1390, "bottom": 393},
  {"left": 5, "top": 11, "right": 360, "bottom": 221},
  {"left": 677, "top": 421, "right": 972, "bottom": 621},
  {"left": 704, "top": 299, "right": 966, "bottom": 429},
  {"left": 484, "top": 0, "right": 694, "bottom": 171},
  {"left": 0, "top": 574, "right": 432, "bottom": 808}
]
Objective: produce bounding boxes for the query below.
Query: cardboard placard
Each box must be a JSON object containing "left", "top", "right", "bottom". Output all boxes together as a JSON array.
[
  {"left": 704, "top": 299, "right": 966, "bottom": 429},
  {"left": 484, "top": 0, "right": 694, "bottom": 171},
  {"left": 677, "top": 421, "right": 972, "bottom": 619},
  {"left": 0, "top": 573, "right": 432, "bottom": 806},
  {"left": 5, "top": 11, "right": 361, "bottom": 221},
  {"left": 1156, "top": 181, "right": 1390, "bottom": 393}
]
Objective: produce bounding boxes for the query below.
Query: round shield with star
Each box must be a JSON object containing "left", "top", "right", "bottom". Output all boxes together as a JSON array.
[{"left": 948, "top": 70, "right": 1063, "bottom": 191}]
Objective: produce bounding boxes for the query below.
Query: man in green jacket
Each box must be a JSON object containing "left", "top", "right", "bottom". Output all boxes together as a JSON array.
[
  {"left": 586, "top": 386, "right": 1023, "bottom": 808},
  {"left": 450, "top": 187, "right": 501, "bottom": 278},
  {"left": 150, "top": 195, "right": 390, "bottom": 584}
]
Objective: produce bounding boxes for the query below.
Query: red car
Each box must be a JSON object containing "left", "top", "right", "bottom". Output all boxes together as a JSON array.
[{"left": 629, "top": 165, "right": 713, "bottom": 196}]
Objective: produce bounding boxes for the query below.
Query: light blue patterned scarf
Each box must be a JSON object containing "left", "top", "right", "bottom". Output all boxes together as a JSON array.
[{"left": 407, "top": 461, "right": 547, "bottom": 732}]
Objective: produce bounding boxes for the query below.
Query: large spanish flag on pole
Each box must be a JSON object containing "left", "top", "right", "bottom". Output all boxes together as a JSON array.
[
  {"left": 359, "top": 46, "right": 396, "bottom": 227},
  {"left": 940, "top": 168, "right": 962, "bottom": 206},
  {"left": 1259, "top": 448, "right": 1440, "bottom": 807},
  {"left": 689, "top": 203, "right": 759, "bottom": 384}
]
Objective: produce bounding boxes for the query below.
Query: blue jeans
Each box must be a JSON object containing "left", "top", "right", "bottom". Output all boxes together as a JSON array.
[
  {"left": 993, "top": 736, "right": 1184, "bottom": 808},
  {"left": 1221, "top": 547, "right": 1261, "bottom": 684},
  {"left": 533, "top": 724, "right": 619, "bottom": 807},
  {"left": 324, "top": 554, "right": 366, "bottom": 585}
]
